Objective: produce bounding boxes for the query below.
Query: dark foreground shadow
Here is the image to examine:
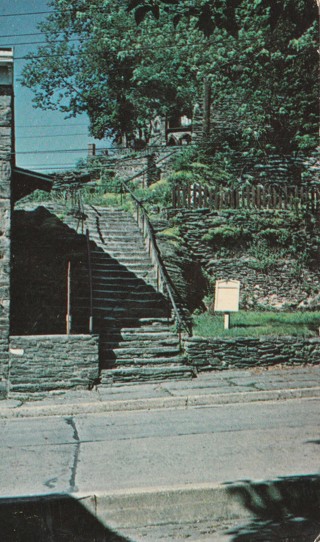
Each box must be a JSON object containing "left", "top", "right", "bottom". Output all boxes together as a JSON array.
[
  {"left": 225, "top": 474, "right": 320, "bottom": 541},
  {"left": 0, "top": 493, "right": 130, "bottom": 542}
]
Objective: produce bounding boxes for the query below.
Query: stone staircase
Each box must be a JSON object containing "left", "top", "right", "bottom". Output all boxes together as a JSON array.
[{"left": 66, "top": 206, "right": 194, "bottom": 383}]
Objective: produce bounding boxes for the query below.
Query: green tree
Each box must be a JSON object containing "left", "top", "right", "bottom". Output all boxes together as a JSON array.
[
  {"left": 22, "top": 0, "right": 203, "bottom": 141},
  {"left": 22, "top": 0, "right": 318, "bottom": 185}
]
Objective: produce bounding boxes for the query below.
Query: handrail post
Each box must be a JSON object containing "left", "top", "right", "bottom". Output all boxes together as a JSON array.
[
  {"left": 86, "top": 228, "right": 94, "bottom": 334},
  {"left": 66, "top": 260, "right": 72, "bottom": 335}
]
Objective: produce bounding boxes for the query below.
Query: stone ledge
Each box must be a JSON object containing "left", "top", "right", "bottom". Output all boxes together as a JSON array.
[
  {"left": 184, "top": 336, "right": 320, "bottom": 370},
  {"left": 8, "top": 334, "right": 100, "bottom": 393}
]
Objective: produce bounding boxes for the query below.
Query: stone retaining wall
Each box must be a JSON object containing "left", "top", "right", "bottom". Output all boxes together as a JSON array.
[
  {"left": 204, "top": 257, "right": 319, "bottom": 310},
  {"left": 9, "top": 335, "right": 99, "bottom": 393},
  {"left": 169, "top": 208, "right": 320, "bottom": 310},
  {"left": 184, "top": 336, "right": 320, "bottom": 371}
]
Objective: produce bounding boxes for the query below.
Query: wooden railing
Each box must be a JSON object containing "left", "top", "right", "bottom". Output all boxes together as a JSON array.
[
  {"left": 173, "top": 184, "right": 320, "bottom": 212},
  {"left": 118, "top": 178, "right": 192, "bottom": 337}
]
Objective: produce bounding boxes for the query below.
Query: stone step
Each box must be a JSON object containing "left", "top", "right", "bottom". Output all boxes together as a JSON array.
[
  {"left": 73, "top": 295, "right": 162, "bottom": 307},
  {"left": 89, "top": 224, "right": 141, "bottom": 231},
  {"left": 90, "top": 228, "right": 142, "bottom": 236},
  {"left": 100, "top": 337, "right": 181, "bottom": 357},
  {"left": 89, "top": 237, "right": 145, "bottom": 247},
  {"left": 89, "top": 289, "right": 163, "bottom": 298},
  {"left": 113, "top": 331, "right": 177, "bottom": 341},
  {"left": 93, "top": 253, "right": 152, "bottom": 262},
  {"left": 90, "top": 269, "right": 154, "bottom": 278},
  {"left": 73, "top": 306, "right": 168, "bottom": 318},
  {"left": 90, "top": 259, "right": 152, "bottom": 269},
  {"left": 113, "top": 355, "right": 187, "bottom": 365},
  {"left": 91, "top": 274, "right": 157, "bottom": 286},
  {"left": 90, "top": 275, "right": 151, "bottom": 283},
  {"left": 75, "top": 289, "right": 165, "bottom": 299},
  {"left": 96, "top": 317, "right": 174, "bottom": 328},
  {"left": 91, "top": 267, "right": 153, "bottom": 276},
  {"left": 117, "top": 325, "right": 175, "bottom": 334},
  {"left": 90, "top": 228, "right": 142, "bottom": 234},
  {"left": 100, "top": 365, "right": 195, "bottom": 384},
  {"left": 74, "top": 301, "right": 166, "bottom": 312},
  {"left": 90, "top": 294, "right": 166, "bottom": 303},
  {"left": 90, "top": 256, "right": 153, "bottom": 268},
  {"left": 112, "top": 346, "right": 181, "bottom": 359},
  {"left": 94, "top": 307, "right": 168, "bottom": 316}
]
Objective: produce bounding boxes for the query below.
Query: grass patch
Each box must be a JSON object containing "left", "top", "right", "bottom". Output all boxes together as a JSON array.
[{"left": 193, "top": 311, "right": 320, "bottom": 338}]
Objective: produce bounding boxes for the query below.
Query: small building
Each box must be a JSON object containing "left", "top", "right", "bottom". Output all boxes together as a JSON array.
[{"left": 0, "top": 49, "right": 99, "bottom": 396}]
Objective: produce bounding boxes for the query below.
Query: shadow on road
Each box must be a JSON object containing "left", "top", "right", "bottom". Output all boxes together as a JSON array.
[
  {"left": 225, "top": 474, "right": 320, "bottom": 541},
  {"left": 0, "top": 493, "right": 130, "bottom": 542}
]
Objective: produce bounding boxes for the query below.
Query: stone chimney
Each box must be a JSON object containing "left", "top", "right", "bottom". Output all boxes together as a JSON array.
[{"left": 0, "top": 48, "right": 13, "bottom": 394}]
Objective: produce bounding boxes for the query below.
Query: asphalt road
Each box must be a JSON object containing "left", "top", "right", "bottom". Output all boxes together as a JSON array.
[{"left": 1, "top": 397, "right": 319, "bottom": 498}]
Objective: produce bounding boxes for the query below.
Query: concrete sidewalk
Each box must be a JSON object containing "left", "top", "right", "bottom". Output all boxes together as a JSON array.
[{"left": 1, "top": 364, "right": 320, "bottom": 418}]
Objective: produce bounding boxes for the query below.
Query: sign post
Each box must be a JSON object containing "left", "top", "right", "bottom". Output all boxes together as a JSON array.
[{"left": 214, "top": 280, "right": 240, "bottom": 329}]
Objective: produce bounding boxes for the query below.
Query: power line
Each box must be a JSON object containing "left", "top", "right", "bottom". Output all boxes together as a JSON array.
[
  {"left": 16, "top": 123, "right": 89, "bottom": 127},
  {"left": 0, "top": 32, "right": 45, "bottom": 39},
  {"left": 0, "top": 10, "right": 51, "bottom": 18},
  {"left": 13, "top": 144, "right": 192, "bottom": 155},
  {"left": 14, "top": 133, "right": 90, "bottom": 139},
  {"left": 0, "top": 38, "right": 82, "bottom": 47},
  {"left": 14, "top": 148, "right": 90, "bottom": 155},
  {"left": 0, "top": 39, "right": 195, "bottom": 51}
]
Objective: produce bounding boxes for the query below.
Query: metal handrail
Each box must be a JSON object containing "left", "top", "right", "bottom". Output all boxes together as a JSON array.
[
  {"left": 118, "top": 177, "right": 192, "bottom": 337},
  {"left": 86, "top": 228, "right": 94, "bottom": 334}
]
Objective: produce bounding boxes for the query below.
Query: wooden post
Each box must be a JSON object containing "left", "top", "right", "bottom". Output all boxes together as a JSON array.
[
  {"left": 66, "top": 261, "right": 72, "bottom": 335},
  {"left": 224, "top": 313, "right": 230, "bottom": 330}
]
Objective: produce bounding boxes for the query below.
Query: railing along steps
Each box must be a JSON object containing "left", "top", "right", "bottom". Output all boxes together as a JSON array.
[{"left": 68, "top": 207, "right": 194, "bottom": 383}]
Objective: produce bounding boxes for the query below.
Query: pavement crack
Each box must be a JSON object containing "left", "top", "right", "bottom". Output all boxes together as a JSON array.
[
  {"left": 66, "top": 416, "right": 80, "bottom": 441},
  {"left": 159, "top": 386, "right": 175, "bottom": 397},
  {"left": 65, "top": 417, "right": 80, "bottom": 493}
]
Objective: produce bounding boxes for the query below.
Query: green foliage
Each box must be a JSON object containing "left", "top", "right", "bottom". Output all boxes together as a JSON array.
[
  {"left": 257, "top": 228, "right": 291, "bottom": 246},
  {"left": 197, "top": 209, "right": 320, "bottom": 270},
  {"left": 202, "top": 225, "right": 251, "bottom": 247},
  {"left": 158, "top": 226, "right": 180, "bottom": 239},
  {"left": 247, "top": 239, "right": 284, "bottom": 271},
  {"left": 193, "top": 310, "right": 320, "bottom": 338},
  {"left": 21, "top": 0, "right": 317, "bottom": 181},
  {"left": 22, "top": 0, "right": 200, "bottom": 141},
  {"left": 132, "top": 179, "right": 172, "bottom": 209}
]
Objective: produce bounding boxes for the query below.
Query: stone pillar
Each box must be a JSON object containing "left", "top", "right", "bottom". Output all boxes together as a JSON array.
[{"left": 0, "top": 49, "right": 13, "bottom": 392}]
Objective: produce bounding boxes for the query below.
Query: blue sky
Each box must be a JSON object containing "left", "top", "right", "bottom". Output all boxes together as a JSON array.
[{"left": 0, "top": 0, "right": 104, "bottom": 172}]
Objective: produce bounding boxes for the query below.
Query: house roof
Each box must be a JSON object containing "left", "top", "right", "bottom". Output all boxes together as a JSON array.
[
  {"left": 12, "top": 167, "right": 92, "bottom": 203},
  {"left": 12, "top": 166, "right": 53, "bottom": 203}
]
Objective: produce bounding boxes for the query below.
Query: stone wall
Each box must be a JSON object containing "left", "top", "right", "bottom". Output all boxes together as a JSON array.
[
  {"left": 115, "top": 150, "right": 175, "bottom": 185},
  {"left": 9, "top": 335, "right": 99, "bottom": 393},
  {"left": 0, "top": 52, "right": 13, "bottom": 386},
  {"left": 184, "top": 336, "right": 320, "bottom": 371},
  {"left": 169, "top": 208, "right": 320, "bottom": 310}
]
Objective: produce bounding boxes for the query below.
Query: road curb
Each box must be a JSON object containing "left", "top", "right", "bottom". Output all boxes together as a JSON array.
[
  {"left": 77, "top": 483, "right": 250, "bottom": 529},
  {"left": 76, "top": 474, "right": 320, "bottom": 530},
  {"left": 0, "top": 385, "right": 320, "bottom": 418}
]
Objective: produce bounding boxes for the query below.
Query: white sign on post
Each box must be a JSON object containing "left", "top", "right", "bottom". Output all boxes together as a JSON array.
[{"left": 214, "top": 280, "right": 240, "bottom": 329}]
